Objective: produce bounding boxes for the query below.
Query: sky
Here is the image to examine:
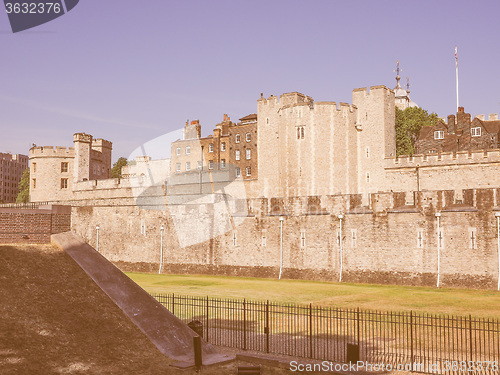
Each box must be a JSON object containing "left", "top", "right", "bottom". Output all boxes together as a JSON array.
[{"left": 1, "top": 0, "right": 499, "bottom": 162}]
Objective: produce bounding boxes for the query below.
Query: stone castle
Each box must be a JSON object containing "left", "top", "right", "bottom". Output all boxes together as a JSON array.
[{"left": 25, "top": 82, "right": 500, "bottom": 289}]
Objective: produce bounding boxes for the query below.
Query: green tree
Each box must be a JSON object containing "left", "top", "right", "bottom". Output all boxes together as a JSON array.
[
  {"left": 16, "top": 167, "right": 30, "bottom": 203},
  {"left": 111, "top": 157, "right": 128, "bottom": 179},
  {"left": 395, "top": 106, "right": 439, "bottom": 156}
]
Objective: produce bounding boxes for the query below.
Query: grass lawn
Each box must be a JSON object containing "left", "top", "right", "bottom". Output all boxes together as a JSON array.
[{"left": 125, "top": 272, "right": 500, "bottom": 318}]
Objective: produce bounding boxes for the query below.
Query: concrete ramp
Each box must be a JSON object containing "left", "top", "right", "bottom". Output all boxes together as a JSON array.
[{"left": 51, "top": 232, "right": 232, "bottom": 367}]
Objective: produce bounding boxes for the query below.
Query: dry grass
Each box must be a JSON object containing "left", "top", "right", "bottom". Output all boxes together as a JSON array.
[{"left": 0, "top": 244, "right": 286, "bottom": 374}]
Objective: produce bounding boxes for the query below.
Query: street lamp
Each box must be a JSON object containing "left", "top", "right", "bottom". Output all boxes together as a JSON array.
[
  {"left": 435, "top": 212, "right": 441, "bottom": 287},
  {"left": 495, "top": 212, "right": 500, "bottom": 291},
  {"left": 159, "top": 225, "right": 165, "bottom": 274},
  {"left": 279, "top": 216, "right": 284, "bottom": 280},
  {"left": 96, "top": 225, "right": 100, "bottom": 253},
  {"left": 337, "top": 214, "right": 344, "bottom": 283}
]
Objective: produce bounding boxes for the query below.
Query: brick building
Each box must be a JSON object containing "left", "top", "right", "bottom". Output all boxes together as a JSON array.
[
  {"left": 170, "top": 114, "right": 258, "bottom": 181},
  {"left": 0, "top": 153, "right": 29, "bottom": 203},
  {"left": 415, "top": 107, "right": 500, "bottom": 154}
]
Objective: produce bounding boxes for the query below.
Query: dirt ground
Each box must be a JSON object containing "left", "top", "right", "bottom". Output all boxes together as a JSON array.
[{"left": 0, "top": 244, "right": 293, "bottom": 374}]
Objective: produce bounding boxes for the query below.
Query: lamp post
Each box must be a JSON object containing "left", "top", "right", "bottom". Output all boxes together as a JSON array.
[
  {"left": 96, "top": 225, "right": 100, "bottom": 253},
  {"left": 338, "top": 214, "right": 344, "bottom": 283},
  {"left": 435, "top": 212, "right": 441, "bottom": 287},
  {"left": 279, "top": 216, "right": 284, "bottom": 280},
  {"left": 496, "top": 212, "right": 500, "bottom": 291},
  {"left": 159, "top": 225, "right": 164, "bottom": 274}
]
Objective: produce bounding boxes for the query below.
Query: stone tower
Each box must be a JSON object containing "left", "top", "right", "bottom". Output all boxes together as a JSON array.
[
  {"left": 352, "top": 85, "right": 396, "bottom": 197},
  {"left": 73, "top": 133, "right": 92, "bottom": 182}
]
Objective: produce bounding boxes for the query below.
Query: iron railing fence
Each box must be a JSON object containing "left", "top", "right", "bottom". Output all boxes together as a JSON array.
[
  {"left": 152, "top": 293, "right": 500, "bottom": 374},
  {"left": 0, "top": 201, "right": 51, "bottom": 209}
]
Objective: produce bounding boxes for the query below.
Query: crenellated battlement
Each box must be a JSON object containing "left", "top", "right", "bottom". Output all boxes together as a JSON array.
[
  {"left": 352, "top": 85, "right": 393, "bottom": 98},
  {"left": 92, "top": 138, "right": 112, "bottom": 150},
  {"left": 29, "top": 146, "right": 75, "bottom": 158},
  {"left": 386, "top": 149, "right": 500, "bottom": 168},
  {"left": 73, "top": 132, "right": 92, "bottom": 143}
]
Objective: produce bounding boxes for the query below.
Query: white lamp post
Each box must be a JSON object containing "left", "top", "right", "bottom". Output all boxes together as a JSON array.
[
  {"left": 279, "top": 216, "right": 284, "bottom": 280},
  {"left": 338, "top": 214, "right": 344, "bottom": 283},
  {"left": 496, "top": 212, "right": 500, "bottom": 291},
  {"left": 435, "top": 212, "right": 441, "bottom": 287},
  {"left": 96, "top": 225, "right": 100, "bottom": 253},
  {"left": 159, "top": 225, "right": 164, "bottom": 274}
]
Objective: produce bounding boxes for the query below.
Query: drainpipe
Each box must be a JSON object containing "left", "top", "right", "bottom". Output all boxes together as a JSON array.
[
  {"left": 338, "top": 214, "right": 344, "bottom": 283},
  {"left": 96, "top": 225, "right": 100, "bottom": 253},
  {"left": 496, "top": 212, "right": 500, "bottom": 291},
  {"left": 279, "top": 216, "right": 284, "bottom": 280},
  {"left": 159, "top": 225, "right": 164, "bottom": 274},
  {"left": 435, "top": 212, "right": 441, "bottom": 287}
]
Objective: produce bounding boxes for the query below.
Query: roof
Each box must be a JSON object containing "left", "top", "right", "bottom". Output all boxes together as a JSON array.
[
  {"left": 480, "top": 119, "right": 500, "bottom": 134},
  {"left": 239, "top": 114, "right": 257, "bottom": 122}
]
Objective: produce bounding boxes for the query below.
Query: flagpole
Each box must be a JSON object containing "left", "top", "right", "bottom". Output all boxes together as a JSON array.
[{"left": 455, "top": 46, "right": 459, "bottom": 111}]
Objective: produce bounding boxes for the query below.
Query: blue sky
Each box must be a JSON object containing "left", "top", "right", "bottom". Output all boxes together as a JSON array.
[{"left": 1, "top": 0, "right": 499, "bottom": 162}]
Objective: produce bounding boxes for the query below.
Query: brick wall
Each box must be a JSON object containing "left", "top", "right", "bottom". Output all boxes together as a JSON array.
[{"left": 0, "top": 205, "right": 71, "bottom": 244}]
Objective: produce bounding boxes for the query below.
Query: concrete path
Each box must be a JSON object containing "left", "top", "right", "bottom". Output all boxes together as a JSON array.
[{"left": 51, "top": 232, "right": 233, "bottom": 367}]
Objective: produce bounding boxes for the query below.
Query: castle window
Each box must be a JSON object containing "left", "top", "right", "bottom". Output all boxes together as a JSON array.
[
  {"left": 221, "top": 142, "right": 226, "bottom": 152},
  {"left": 434, "top": 131, "right": 444, "bottom": 140},
  {"left": 140, "top": 219, "right": 146, "bottom": 236},
  {"left": 186, "top": 146, "right": 191, "bottom": 155},
  {"left": 417, "top": 230, "right": 424, "bottom": 248},
  {"left": 235, "top": 150, "right": 240, "bottom": 161},
  {"left": 437, "top": 229, "right": 444, "bottom": 249},
  {"left": 186, "top": 162, "right": 191, "bottom": 171},
  {"left": 246, "top": 149, "right": 251, "bottom": 160},
  {"left": 261, "top": 230, "right": 267, "bottom": 247},
  {"left": 469, "top": 228, "right": 477, "bottom": 249},
  {"left": 246, "top": 133, "right": 251, "bottom": 142},
  {"left": 60, "top": 178, "right": 68, "bottom": 189},
  {"left": 176, "top": 147, "right": 181, "bottom": 156},
  {"left": 366, "top": 172, "right": 370, "bottom": 183},
  {"left": 208, "top": 160, "right": 214, "bottom": 170},
  {"left": 233, "top": 232, "right": 237, "bottom": 246},
  {"left": 246, "top": 166, "right": 251, "bottom": 176},
  {"left": 297, "top": 126, "right": 305, "bottom": 139},
  {"left": 221, "top": 159, "right": 226, "bottom": 169},
  {"left": 176, "top": 163, "right": 181, "bottom": 172},
  {"left": 300, "top": 231, "right": 306, "bottom": 248},
  {"left": 235, "top": 134, "right": 241, "bottom": 143},
  {"left": 32, "top": 163, "right": 36, "bottom": 173},
  {"left": 32, "top": 179, "right": 36, "bottom": 189},
  {"left": 266, "top": 118, "right": 269, "bottom": 125},
  {"left": 197, "top": 161, "right": 202, "bottom": 170},
  {"left": 209, "top": 143, "right": 214, "bottom": 153},
  {"left": 351, "top": 229, "right": 357, "bottom": 248},
  {"left": 471, "top": 127, "right": 482, "bottom": 137},
  {"left": 235, "top": 167, "right": 241, "bottom": 177},
  {"left": 366, "top": 148, "right": 370, "bottom": 158}
]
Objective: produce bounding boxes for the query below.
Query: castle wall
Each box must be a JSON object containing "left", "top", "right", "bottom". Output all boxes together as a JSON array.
[
  {"left": 29, "top": 146, "right": 75, "bottom": 202},
  {"left": 384, "top": 150, "right": 500, "bottom": 192},
  {"left": 69, "top": 188, "right": 500, "bottom": 289}
]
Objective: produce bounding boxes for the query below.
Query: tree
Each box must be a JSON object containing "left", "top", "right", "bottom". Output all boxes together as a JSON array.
[
  {"left": 16, "top": 167, "right": 30, "bottom": 203},
  {"left": 111, "top": 157, "right": 128, "bottom": 179},
  {"left": 395, "top": 106, "right": 439, "bottom": 156}
]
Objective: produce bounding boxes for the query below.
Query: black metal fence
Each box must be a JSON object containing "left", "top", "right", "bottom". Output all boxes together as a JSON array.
[{"left": 152, "top": 293, "right": 500, "bottom": 374}]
